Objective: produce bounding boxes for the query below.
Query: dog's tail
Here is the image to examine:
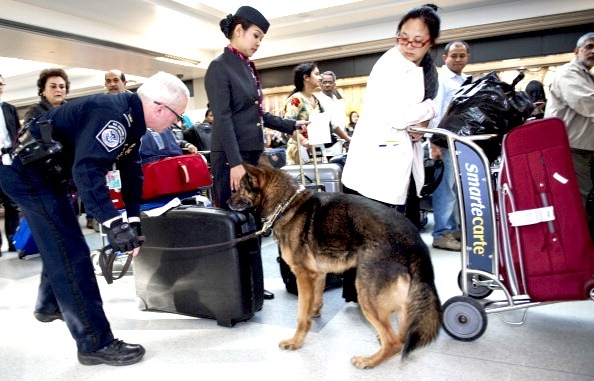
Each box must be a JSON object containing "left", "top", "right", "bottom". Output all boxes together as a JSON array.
[{"left": 402, "top": 279, "right": 442, "bottom": 359}]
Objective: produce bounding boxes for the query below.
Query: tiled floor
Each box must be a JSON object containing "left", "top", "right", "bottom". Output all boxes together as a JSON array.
[{"left": 1, "top": 214, "right": 593, "bottom": 381}]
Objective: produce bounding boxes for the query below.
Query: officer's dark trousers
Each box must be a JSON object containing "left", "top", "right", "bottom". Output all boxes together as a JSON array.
[{"left": 0, "top": 162, "right": 114, "bottom": 353}]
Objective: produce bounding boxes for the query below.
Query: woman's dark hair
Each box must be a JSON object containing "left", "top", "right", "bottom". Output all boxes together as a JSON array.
[
  {"left": 37, "top": 68, "right": 70, "bottom": 96},
  {"left": 397, "top": 4, "right": 441, "bottom": 100},
  {"left": 349, "top": 111, "right": 358, "bottom": 125},
  {"left": 397, "top": 3, "right": 441, "bottom": 43},
  {"left": 220, "top": 14, "right": 252, "bottom": 39},
  {"left": 290, "top": 62, "right": 318, "bottom": 95}
]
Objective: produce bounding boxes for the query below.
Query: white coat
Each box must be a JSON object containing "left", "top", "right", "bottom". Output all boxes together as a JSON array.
[{"left": 341, "top": 46, "right": 436, "bottom": 205}]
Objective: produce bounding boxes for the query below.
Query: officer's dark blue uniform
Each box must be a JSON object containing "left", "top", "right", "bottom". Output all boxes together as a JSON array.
[{"left": 0, "top": 92, "right": 145, "bottom": 354}]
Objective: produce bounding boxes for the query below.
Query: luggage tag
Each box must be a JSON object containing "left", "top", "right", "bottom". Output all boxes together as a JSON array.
[{"left": 106, "top": 164, "right": 122, "bottom": 191}]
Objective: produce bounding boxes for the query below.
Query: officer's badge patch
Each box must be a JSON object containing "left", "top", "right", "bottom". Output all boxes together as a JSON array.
[{"left": 96, "top": 120, "right": 127, "bottom": 152}]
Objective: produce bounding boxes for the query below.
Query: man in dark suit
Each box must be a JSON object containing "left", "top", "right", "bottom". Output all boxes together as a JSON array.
[{"left": 0, "top": 74, "right": 21, "bottom": 255}]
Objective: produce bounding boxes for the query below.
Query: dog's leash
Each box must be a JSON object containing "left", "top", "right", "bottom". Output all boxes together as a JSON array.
[
  {"left": 140, "top": 186, "right": 305, "bottom": 253},
  {"left": 98, "top": 244, "right": 135, "bottom": 284},
  {"left": 98, "top": 188, "right": 306, "bottom": 283}
]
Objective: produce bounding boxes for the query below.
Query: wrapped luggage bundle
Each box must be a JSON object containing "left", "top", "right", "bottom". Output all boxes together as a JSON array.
[{"left": 435, "top": 71, "right": 534, "bottom": 162}]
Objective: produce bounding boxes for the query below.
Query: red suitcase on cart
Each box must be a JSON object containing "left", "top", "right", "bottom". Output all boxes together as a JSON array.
[
  {"left": 111, "top": 153, "right": 212, "bottom": 209},
  {"left": 498, "top": 117, "right": 594, "bottom": 302}
]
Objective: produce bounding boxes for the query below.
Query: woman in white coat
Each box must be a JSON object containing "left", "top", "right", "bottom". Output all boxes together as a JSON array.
[
  {"left": 341, "top": 4, "right": 440, "bottom": 303},
  {"left": 341, "top": 4, "right": 440, "bottom": 216}
]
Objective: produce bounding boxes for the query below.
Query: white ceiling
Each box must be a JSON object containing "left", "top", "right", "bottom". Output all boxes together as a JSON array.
[{"left": 1, "top": 0, "right": 592, "bottom": 107}]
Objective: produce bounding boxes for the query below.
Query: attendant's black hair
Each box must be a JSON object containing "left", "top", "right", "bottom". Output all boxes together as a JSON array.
[{"left": 220, "top": 14, "right": 252, "bottom": 39}]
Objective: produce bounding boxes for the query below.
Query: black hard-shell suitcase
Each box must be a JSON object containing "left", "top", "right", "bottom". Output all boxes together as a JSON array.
[{"left": 135, "top": 205, "right": 264, "bottom": 327}]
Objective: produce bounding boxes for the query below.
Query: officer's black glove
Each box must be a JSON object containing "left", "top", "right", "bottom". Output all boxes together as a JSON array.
[
  {"left": 129, "top": 221, "right": 145, "bottom": 244},
  {"left": 105, "top": 219, "right": 141, "bottom": 253}
]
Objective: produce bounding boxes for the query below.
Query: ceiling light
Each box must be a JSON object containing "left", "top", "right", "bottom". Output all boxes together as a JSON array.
[{"left": 155, "top": 55, "right": 200, "bottom": 67}]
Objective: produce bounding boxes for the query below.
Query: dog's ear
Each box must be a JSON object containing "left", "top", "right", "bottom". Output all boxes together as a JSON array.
[{"left": 242, "top": 162, "right": 263, "bottom": 189}]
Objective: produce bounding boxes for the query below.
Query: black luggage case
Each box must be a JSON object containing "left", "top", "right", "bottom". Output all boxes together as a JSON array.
[{"left": 135, "top": 205, "right": 264, "bottom": 327}]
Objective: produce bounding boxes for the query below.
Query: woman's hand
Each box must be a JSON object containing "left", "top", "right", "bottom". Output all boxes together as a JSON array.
[
  {"left": 408, "top": 132, "right": 424, "bottom": 142},
  {"left": 408, "top": 120, "right": 429, "bottom": 142},
  {"left": 230, "top": 164, "right": 246, "bottom": 192}
]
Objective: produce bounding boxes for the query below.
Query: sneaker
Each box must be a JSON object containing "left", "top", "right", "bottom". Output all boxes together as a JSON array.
[
  {"left": 78, "top": 339, "right": 145, "bottom": 366},
  {"left": 34, "top": 311, "right": 64, "bottom": 323},
  {"left": 432, "top": 232, "right": 462, "bottom": 251}
]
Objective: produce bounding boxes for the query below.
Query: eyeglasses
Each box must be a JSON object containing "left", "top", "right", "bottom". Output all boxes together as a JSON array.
[
  {"left": 396, "top": 36, "right": 431, "bottom": 48},
  {"left": 321, "top": 81, "right": 335, "bottom": 85},
  {"left": 154, "top": 101, "right": 183, "bottom": 123}
]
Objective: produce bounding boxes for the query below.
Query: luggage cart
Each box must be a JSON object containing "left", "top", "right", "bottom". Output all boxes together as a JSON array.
[{"left": 409, "top": 124, "right": 594, "bottom": 342}]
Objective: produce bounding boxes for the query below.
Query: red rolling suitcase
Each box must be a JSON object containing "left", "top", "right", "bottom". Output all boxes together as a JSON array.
[
  {"left": 142, "top": 153, "right": 211, "bottom": 200},
  {"left": 110, "top": 153, "right": 212, "bottom": 209},
  {"left": 134, "top": 205, "right": 264, "bottom": 327},
  {"left": 498, "top": 117, "right": 594, "bottom": 302}
]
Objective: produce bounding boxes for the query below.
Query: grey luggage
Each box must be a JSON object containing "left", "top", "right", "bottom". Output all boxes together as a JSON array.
[{"left": 281, "top": 163, "right": 343, "bottom": 192}]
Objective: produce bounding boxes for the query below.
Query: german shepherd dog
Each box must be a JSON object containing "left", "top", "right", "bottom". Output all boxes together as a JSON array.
[{"left": 228, "top": 164, "right": 442, "bottom": 369}]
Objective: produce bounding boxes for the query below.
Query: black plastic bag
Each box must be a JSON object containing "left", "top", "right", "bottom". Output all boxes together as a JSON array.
[{"left": 434, "top": 71, "right": 534, "bottom": 162}]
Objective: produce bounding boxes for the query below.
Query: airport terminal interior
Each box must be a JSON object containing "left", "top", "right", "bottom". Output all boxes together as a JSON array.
[{"left": 1, "top": 1, "right": 593, "bottom": 380}]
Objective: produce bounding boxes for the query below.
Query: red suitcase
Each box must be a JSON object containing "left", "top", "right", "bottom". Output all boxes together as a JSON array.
[
  {"left": 498, "top": 117, "right": 594, "bottom": 302},
  {"left": 111, "top": 154, "right": 212, "bottom": 209}
]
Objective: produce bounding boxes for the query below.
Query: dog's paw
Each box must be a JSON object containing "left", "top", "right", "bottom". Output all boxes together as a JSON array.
[
  {"left": 351, "top": 356, "right": 374, "bottom": 369},
  {"left": 279, "top": 338, "right": 303, "bottom": 350},
  {"left": 311, "top": 305, "right": 323, "bottom": 318}
]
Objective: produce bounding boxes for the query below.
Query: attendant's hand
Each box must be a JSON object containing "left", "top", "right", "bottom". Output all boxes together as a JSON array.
[
  {"left": 230, "top": 164, "right": 246, "bottom": 192},
  {"left": 295, "top": 120, "right": 310, "bottom": 133}
]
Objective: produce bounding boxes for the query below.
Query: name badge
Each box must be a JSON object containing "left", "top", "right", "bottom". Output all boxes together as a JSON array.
[{"left": 106, "top": 170, "right": 122, "bottom": 190}]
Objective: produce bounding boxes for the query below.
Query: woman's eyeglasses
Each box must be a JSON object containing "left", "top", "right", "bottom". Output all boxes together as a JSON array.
[{"left": 396, "top": 36, "right": 431, "bottom": 48}]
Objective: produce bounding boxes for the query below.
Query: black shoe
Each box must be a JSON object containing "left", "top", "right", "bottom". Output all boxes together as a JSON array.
[
  {"left": 263, "top": 289, "right": 275, "bottom": 300},
  {"left": 34, "top": 311, "right": 64, "bottom": 323},
  {"left": 78, "top": 339, "right": 145, "bottom": 366},
  {"left": 8, "top": 244, "right": 16, "bottom": 252}
]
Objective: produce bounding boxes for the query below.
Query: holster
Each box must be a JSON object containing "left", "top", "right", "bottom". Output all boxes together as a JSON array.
[{"left": 12, "top": 120, "right": 63, "bottom": 165}]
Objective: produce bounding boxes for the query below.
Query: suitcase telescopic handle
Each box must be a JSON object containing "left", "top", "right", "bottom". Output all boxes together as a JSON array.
[{"left": 178, "top": 163, "right": 190, "bottom": 184}]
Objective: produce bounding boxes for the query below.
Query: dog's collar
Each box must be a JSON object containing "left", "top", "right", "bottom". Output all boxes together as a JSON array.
[{"left": 258, "top": 186, "right": 305, "bottom": 235}]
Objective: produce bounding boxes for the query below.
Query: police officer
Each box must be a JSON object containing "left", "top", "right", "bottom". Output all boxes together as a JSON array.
[{"left": 0, "top": 71, "right": 189, "bottom": 366}]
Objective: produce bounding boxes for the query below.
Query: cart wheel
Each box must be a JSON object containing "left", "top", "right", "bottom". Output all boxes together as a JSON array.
[
  {"left": 585, "top": 279, "right": 594, "bottom": 301},
  {"left": 442, "top": 296, "right": 488, "bottom": 341},
  {"left": 90, "top": 250, "right": 103, "bottom": 276},
  {"left": 457, "top": 270, "right": 493, "bottom": 299}
]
